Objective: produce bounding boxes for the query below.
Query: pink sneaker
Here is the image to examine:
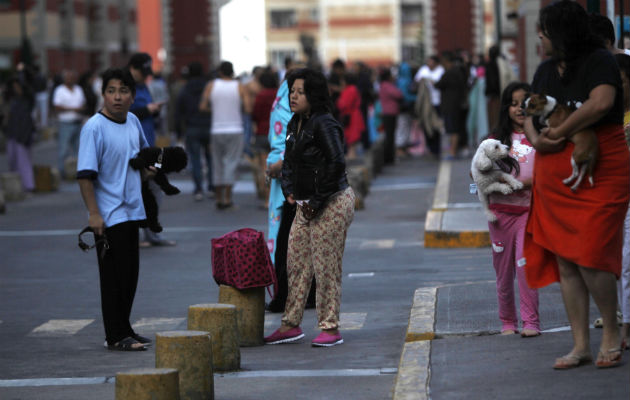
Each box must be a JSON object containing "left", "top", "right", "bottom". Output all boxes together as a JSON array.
[
  {"left": 311, "top": 331, "right": 343, "bottom": 347},
  {"left": 264, "top": 327, "right": 305, "bottom": 344}
]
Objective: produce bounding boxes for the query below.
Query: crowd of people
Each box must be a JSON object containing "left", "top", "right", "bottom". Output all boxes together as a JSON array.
[{"left": 1, "top": 0, "right": 629, "bottom": 366}]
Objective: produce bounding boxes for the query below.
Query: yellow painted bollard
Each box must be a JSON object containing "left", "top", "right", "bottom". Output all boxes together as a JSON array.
[
  {"left": 188, "top": 303, "right": 240, "bottom": 371},
  {"left": 115, "top": 368, "right": 180, "bottom": 400},
  {"left": 218, "top": 285, "right": 265, "bottom": 346},
  {"left": 155, "top": 330, "right": 214, "bottom": 400}
]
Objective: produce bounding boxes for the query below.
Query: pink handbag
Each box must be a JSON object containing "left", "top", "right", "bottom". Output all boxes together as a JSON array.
[{"left": 211, "top": 228, "right": 277, "bottom": 296}]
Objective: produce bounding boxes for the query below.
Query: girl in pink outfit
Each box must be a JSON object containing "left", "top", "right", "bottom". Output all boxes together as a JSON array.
[{"left": 487, "top": 82, "right": 540, "bottom": 337}]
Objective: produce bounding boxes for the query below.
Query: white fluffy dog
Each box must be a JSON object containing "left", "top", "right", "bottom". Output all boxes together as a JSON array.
[{"left": 471, "top": 139, "right": 524, "bottom": 222}]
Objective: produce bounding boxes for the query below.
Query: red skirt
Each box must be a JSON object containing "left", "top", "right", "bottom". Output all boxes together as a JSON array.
[{"left": 524, "top": 124, "right": 630, "bottom": 288}]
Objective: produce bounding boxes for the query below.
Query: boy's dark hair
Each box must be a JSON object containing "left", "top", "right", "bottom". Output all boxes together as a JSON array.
[
  {"left": 490, "top": 81, "right": 532, "bottom": 176},
  {"left": 286, "top": 68, "right": 333, "bottom": 114},
  {"left": 259, "top": 68, "right": 279, "bottom": 89},
  {"left": 101, "top": 68, "right": 136, "bottom": 95},
  {"left": 218, "top": 61, "right": 234, "bottom": 78},
  {"left": 588, "top": 13, "right": 616, "bottom": 46}
]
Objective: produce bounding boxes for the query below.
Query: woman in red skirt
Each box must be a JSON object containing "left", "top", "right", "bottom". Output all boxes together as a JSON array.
[{"left": 524, "top": 1, "right": 629, "bottom": 369}]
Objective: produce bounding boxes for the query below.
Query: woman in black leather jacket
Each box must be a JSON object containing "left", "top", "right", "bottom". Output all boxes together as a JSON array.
[{"left": 264, "top": 68, "right": 356, "bottom": 347}]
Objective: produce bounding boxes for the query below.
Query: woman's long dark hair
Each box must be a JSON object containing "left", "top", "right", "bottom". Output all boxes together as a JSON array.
[
  {"left": 491, "top": 81, "right": 531, "bottom": 176},
  {"left": 286, "top": 68, "right": 333, "bottom": 114},
  {"left": 538, "top": 0, "right": 604, "bottom": 83}
]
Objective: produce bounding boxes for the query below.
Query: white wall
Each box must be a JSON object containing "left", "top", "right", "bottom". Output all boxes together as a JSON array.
[{"left": 219, "top": 0, "right": 267, "bottom": 76}]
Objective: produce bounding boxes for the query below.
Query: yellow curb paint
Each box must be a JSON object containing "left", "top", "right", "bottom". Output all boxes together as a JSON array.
[{"left": 424, "top": 230, "right": 490, "bottom": 248}]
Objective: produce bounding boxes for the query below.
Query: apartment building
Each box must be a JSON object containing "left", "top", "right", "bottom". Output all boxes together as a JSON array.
[{"left": 0, "top": 0, "right": 138, "bottom": 74}]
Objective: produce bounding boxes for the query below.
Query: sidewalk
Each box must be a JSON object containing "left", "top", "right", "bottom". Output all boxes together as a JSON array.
[{"left": 394, "top": 156, "right": 630, "bottom": 400}]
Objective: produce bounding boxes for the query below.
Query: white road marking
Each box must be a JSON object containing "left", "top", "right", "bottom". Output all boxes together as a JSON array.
[
  {"left": 132, "top": 317, "right": 186, "bottom": 331},
  {"left": 542, "top": 326, "right": 572, "bottom": 333},
  {"left": 339, "top": 312, "right": 367, "bottom": 330},
  {"left": 359, "top": 239, "right": 395, "bottom": 250},
  {"left": 0, "top": 368, "right": 398, "bottom": 387},
  {"left": 29, "top": 319, "right": 94, "bottom": 336},
  {"left": 371, "top": 182, "right": 434, "bottom": 191},
  {"left": 348, "top": 272, "right": 375, "bottom": 278}
]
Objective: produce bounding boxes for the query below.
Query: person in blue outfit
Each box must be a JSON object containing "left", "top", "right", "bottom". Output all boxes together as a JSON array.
[
  {"left": 128, "top": 53, "right": 176, "bottom": 247},
  {"left": 77, "top": 68, "right": 152, "bottom": 351}
]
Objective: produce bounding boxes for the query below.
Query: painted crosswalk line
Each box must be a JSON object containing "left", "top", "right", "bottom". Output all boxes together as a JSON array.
[
  {"left": 359, "top": 239, "right": 395, "bottom": 250},
  {"left": 29, "top": 319, "right": 94, "bottom": 336},
  {"left": 132, "top": 317, "right": 186, "bottom": 331}
]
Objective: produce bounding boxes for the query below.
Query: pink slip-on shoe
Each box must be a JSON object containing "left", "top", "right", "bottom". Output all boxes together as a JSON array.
[
  {"left": 311, "top": 331, "right": 343, "bottom": 347},
  {"left": 264, "top": 327, "right": 305, "bottom": 344}
]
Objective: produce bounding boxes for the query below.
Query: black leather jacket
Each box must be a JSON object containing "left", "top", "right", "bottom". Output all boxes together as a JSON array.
[{"left": 281, "top": 112, "right": 349, "bottom": 213}]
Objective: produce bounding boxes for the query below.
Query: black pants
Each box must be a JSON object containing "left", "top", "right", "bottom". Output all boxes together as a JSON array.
[
  {"left": 269, "top": 201, "right": 315, "bottom": 310},
  {"left": 382, "top": 114, "right": 397, "bottom": 165},
  {"left": 95, "top": 221, "right": 140, "bottom": 345}
]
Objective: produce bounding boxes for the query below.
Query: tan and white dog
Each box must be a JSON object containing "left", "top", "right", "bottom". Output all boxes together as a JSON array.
[
  {"left": 471, "top": 139, "right": 524, "bottom": 222},
  {"left": 523, "top": 94, "right": 597, "bottom": 191}
]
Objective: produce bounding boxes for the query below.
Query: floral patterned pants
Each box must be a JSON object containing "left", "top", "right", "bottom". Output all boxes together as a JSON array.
[{"left": 282, "top": 187, "right": 355, "bottom": 330}]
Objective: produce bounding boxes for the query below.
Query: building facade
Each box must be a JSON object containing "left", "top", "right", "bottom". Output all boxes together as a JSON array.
[
  {"left": 265, "top": 0, "right": 485, "bottom": 69},
  {"left": 0, "top": 0, "right": 138, "bottom": 74}
]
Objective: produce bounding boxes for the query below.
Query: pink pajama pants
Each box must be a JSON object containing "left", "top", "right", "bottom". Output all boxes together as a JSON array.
[
  {"left": 488, "top": 210, "right": 540, "bottom": 332},
  {"left": 282, "top": 187, "right": 355, "bottom": 330}
]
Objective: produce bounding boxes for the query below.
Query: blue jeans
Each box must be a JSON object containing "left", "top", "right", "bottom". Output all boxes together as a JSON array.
[
  {"left": 185, "top": 125, "right": 213, "bottom": 193},
  {"left": 57, "top": 120, "right": 82, "bottom": 174}
]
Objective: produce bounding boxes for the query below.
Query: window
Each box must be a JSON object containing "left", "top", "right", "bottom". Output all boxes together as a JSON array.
[
  {"left": 270, "top": 9, "right": 297, "bottom": 29},
  {"left": 401, "top": 4, "right": 423, "bottom": 25},
  {"left": 271, "top": 49, "right": 297, "bottom": 69}
]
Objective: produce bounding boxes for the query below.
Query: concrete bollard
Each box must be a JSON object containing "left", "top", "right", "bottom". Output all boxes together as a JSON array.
[
  {"left": 187, "top": 303, "right": 240, "bottom": 371},
  {"left": 1, "top": 172, "right": 25, "bottom": 201},
  {"left": 63, "top": 156, "right": 78, "bottom": 181},
  {"left": 33, "top": 165, "right": 60, "bottom": 192},
  {"left": 218, "top": 285, "right": 265, "bottom": 346},
  {"left": 115, "top": 367, "right": 180, "bottom": 400},
  {"left": 155, "top": 330, "right": 214, "bottom": 400}
]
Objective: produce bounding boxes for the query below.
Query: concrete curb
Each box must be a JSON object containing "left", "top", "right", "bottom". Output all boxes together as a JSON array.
[
  {"left": 392, "top": 287, "right": 436, "bottom": 400},
  {"left": 423, "top": 160, "right": 489, "bottom": 248}
]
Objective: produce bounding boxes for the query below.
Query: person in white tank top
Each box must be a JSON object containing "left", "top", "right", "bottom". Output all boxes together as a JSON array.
[{"left": 199, "top": 61, "right": 246, "bottom": 209}]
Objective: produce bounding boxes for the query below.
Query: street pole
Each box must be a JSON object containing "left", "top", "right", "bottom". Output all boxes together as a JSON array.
[
  {"left": 620, "top": 0, "right": 625, "bottom": 49},
  {"left": 495, "top": 0, "right": 502, "bottom": 46},
  {"left": 19, "top": 0, "right": 32, "bottom": 66}
]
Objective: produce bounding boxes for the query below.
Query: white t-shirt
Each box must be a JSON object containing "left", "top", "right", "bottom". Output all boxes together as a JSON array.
[
  {"left": 53, "top": 84, "right": 86, "bottom": 122},
  {"left": 210, "top": 79, "right": 243, "bottom": 134},
  {"left": 414, "top": 65, "right": 445, "bottom": 106}
]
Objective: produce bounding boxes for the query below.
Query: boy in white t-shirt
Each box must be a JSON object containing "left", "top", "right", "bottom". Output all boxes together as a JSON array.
[{"left": 77, "top": 68, "right": 153, "bottom": 351}]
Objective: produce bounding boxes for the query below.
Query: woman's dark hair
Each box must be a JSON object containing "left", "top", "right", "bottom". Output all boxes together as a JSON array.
[
  {"left": 5, "top": 77, "right": 33, "bottom": 106},
  {"left": 491, "top": 81, "right": 532, "bottom": 176},
  {"left": 286, "top": 68, "right": 333, "bottom": 114},
  {"left": 259, "top": 68, "right": 279, "bottom": 89},
  {"left": 102, "top": 68, "right": 136, "bottom": 95},
  {"left": 344, "top": 73, "right": 358, "bottom": 86},
  {"left": 538, "top": 0, "right": 604, "bottom": 83},
  {"left": 378, "top": 68, "right": 391, "bottom": 83}
]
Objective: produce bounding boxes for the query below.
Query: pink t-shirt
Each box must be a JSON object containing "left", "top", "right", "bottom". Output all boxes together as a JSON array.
[{"left": 488, "top": 132, "right": 535, "bottom": 210}]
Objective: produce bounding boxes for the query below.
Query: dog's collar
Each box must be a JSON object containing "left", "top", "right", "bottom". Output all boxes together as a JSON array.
[{"left": 154, "top": 148, "right": 163, "bottom": 169}]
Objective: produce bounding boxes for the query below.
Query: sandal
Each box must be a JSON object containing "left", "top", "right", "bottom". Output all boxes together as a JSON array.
[
  {"left": 595, "top": 347, "right": 623, "bottom": 369},
  {"left": 107, "top": 336, "right": 146, "bottom": 351},
  {"left": 553, "top": 353, "right": 592, "bottom": 370},
  {"left": 521, "top": 329, "right": 541, "bottom": 338}
]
